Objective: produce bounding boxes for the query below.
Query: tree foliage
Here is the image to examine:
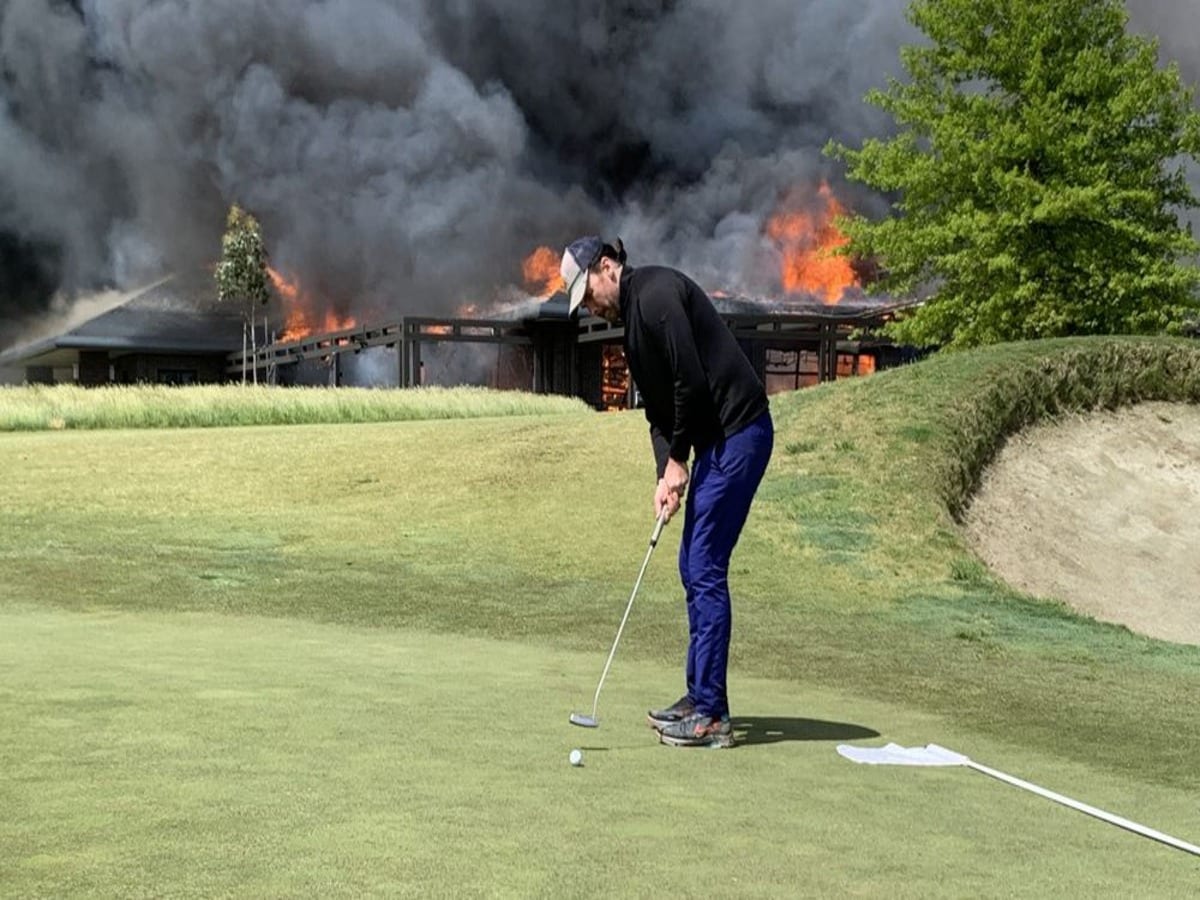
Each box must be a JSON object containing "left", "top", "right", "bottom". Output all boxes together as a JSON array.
[
  {"left": 827, "top": 0, "right": 1200, "bottom": 348},
  {"left": 215, "top": 205, "right": 270, "bottom": 384},
  {"left": 214, "top": 204, "right": 269, "bottom": 318}
]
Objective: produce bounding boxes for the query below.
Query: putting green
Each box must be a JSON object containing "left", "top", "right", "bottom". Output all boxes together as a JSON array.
[{"left": 0, "top": 607, "right": 1194, "bottom": 897}]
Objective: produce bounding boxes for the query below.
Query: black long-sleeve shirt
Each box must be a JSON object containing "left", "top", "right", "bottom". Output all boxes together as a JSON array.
[{"left": 618, "top": 265, "right": 769, "bottom": 478}]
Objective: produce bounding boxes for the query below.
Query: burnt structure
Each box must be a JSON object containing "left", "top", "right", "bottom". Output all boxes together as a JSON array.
[
  {"left": 227, "top": 293, "right": 922, "bottom": 407},
  {"left": 0, "top": 279, "right": 920, "bottom": 402}
]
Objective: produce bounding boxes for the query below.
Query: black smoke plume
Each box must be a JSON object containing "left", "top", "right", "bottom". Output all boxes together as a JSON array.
[{"left": 0, "top": 0, "right": 1196, "bottom": 346}]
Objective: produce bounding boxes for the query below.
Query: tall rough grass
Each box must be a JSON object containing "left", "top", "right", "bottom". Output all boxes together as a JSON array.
[{"left": 0, "top": 384, "right": 591, "bottom": 431}]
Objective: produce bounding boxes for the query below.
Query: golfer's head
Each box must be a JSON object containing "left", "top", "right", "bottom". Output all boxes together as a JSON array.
[{"left": 561, "top": 236, "right": 624, "bottom": 322}]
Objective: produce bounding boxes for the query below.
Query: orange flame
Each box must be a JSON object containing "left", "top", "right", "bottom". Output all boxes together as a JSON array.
[
  {"left": 765, "top": 182, "right": 859, "bottom": 303},
  {"left": 522, "top": 246, "right": 565, "bottom": 297},
  {"left": 268, "top": 266, "right": 356, "bottom": 342}
]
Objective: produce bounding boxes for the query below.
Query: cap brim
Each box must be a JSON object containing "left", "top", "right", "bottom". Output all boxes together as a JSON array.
[{"left": 566, "top": 268, "right": 588, "bottom": 315}]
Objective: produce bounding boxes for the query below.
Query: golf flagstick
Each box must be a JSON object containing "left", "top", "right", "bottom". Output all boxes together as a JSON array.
[
  {"left": 570, "top": 511, "right": 668, "bottom": 728},
  {"left": 837, "top": 743, "right": 1200, "bottom": 856}
]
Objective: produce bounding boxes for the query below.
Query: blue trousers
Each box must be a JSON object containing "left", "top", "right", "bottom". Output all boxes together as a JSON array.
[{"left": 679, "top": 411, "right": 774, "bottom": 719}]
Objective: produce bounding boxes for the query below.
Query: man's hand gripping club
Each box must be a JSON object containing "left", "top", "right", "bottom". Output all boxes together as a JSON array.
[{"left": 655, "top": 457, "right": 689, "bottom": 523}]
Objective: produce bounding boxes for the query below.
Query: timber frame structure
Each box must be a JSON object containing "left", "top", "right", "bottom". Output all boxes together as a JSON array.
[
  {"left": 0, "top": 275, "right": 922, "bottom": 395},
  {"left": 225, "top": 297, "right": 924, "bottom": 405}
]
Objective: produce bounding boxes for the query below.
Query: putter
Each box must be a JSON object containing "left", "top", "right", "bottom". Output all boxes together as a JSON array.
[{"left": 570, "top": 511, "right": 668, "bottom": 728}]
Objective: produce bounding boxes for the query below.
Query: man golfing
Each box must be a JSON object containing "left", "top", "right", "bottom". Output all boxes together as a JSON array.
[{"left": 561, "top": 236, "right": 774, "bottom": 748}]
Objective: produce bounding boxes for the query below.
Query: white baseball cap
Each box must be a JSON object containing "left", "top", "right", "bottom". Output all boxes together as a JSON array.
[{"left": 560, "top": 236, "right": 604, "bottom": 315}]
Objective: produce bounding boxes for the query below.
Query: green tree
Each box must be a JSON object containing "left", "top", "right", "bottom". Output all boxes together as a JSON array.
[
  {"left": 827, "top": 0, "right": 1200, "bottom": 349},
  {"left": 215, "top": 204, "right": 270, "bottom": 384}
]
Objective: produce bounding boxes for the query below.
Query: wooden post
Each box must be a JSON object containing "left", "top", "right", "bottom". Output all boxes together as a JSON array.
[
  {"left": 820, "top": 324, "right": 839, "bottom": 382},
  {"left": 403, "top": 316, "right": 412, "bottom": 388},
  {"left": 399, "top": 319, "right": 422, "bottom": 387}
]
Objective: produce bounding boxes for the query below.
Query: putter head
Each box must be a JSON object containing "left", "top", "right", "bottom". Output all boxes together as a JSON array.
[{"left": 569, "top": 712, "right": 599, "bottom": 728}]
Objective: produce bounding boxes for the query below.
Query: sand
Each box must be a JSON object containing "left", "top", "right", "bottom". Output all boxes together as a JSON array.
[{"left": 963, "top": 402, "right": 1200, "bottom": 645}]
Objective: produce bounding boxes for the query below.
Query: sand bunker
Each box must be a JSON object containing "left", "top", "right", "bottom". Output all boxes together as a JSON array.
[{"left": 964, "top": 402, "right": 1200, "bottom": 645}]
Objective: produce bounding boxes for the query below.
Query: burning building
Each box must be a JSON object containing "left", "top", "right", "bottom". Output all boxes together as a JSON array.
[
  {"left": 1, "top": 1, "right": 1198, "bottom": 368},
  {"left": 0, "top": 3, "right": 980, "bottom": 388},
  {"left": 0, "top": 2, "right": 924, "bottom": 358},
  {"left": 0, "top": 179, "right": 921, "bottom": 397},
  {"left": 209, "top": 181, "right": 920, "bottom": 405}
]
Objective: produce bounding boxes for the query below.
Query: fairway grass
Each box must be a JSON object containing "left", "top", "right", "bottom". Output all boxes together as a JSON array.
[
  {"left": 1, "top": 606, "right": 1195, "bottom": 898},
  {"left": 3, "top": 337, "right": 1200, "bottom": 895}
]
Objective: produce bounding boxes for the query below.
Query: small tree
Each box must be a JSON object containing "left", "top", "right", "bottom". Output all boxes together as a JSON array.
[
  {"left": 215, "top": 205, "right": 270, "bottom": 383},
  {"left": 827, "top": 0, "right": 1200, "bottom": 349}
]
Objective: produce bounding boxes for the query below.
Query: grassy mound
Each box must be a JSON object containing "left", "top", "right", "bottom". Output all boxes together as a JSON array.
[
  {"left": 766, "top": 335, "right": 1200, "bottom": 584},
  {"left": 922, "top": 337, "right": 1200, "bottom": 518}
]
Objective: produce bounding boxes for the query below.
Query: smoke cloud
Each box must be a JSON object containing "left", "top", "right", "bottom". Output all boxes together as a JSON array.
[{"left": 0, "top": 0, "right": 1197, "bottom": 346}]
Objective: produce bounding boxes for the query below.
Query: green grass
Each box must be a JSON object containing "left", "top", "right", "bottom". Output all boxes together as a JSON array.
[
  {"left": 2, "top": 607, "right": 1195, "bottom": 898},
  {"left": 2, "top": 609, "right": 1190, "bottom": 897},
  {"left": 2, "top": 336, "right": 1199, "bottom": 896},
  {"left": 0, "top": 383, "right": 591, "bottom": 431}
]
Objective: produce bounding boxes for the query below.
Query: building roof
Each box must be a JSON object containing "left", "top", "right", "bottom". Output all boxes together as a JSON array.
[
  {"left": 0, "top": 273, "right": 245, "bottom": 368},
  {"left": 710, "top": 292, "right": 919, "bottom": 320},
  {"left": 0, "top": 272, "right": 920, "bottom": 374}
]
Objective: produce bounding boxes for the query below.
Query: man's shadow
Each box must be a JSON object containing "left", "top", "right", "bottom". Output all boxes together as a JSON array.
[{"left": 730, "top": 716, "right": 879, "bottom": 746}]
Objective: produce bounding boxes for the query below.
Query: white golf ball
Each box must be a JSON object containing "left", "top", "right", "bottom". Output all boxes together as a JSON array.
[{"left": 569, "top": 748, "right": 583, "bottom": 767}]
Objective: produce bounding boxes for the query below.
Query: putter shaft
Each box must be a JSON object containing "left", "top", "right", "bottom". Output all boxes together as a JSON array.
[{"left": 574, "top": 513, "right": 667, "bottom": 726}]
